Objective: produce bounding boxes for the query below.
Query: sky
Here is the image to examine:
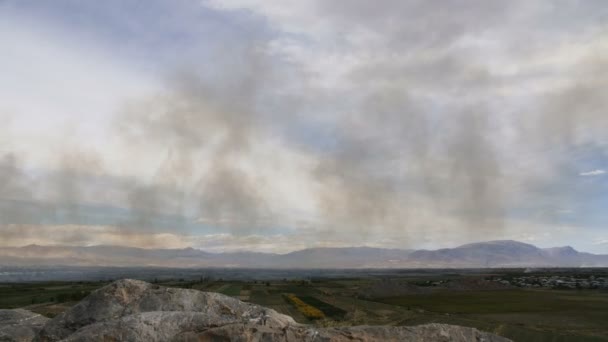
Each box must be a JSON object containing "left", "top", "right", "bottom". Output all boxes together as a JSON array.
[{"left": 1, "top": 0, "right": 608, "bottom": 254}]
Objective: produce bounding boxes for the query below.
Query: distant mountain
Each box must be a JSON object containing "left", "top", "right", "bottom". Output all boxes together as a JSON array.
[
  {"left": 0, "top": 240, "right": 606, "bottom": 268},
  {"left": 0, "top": 245, "right": 411, "bottom": 268},
  {"left": 543, "top": 245, "right": 579, "bottom": 258},
  {"left": 407, "top": 240, "right": 608, "bottom": 267},
  {"left": 279, "top": 247, "right": 413, "bottom": 268},
  {"left": 407, "top": 240, "right": 546, "bottom": 267}
]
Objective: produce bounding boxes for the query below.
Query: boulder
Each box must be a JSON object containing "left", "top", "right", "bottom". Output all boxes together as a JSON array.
[
  {"left": 34, "top": 279, "right": 293, "bottom": 341},
  {"left": 0, "top": 309, "right": 49, "bottom": 342}
]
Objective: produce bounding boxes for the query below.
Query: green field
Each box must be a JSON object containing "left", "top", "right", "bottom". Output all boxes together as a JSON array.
[
  {"left": 376, "top": 290, "right": 608, "bottom": 341},
  {"left": 299, "top": 296, "right": 346, "bottom": 319},
  {"left": 378, "top": 289, "right": 608, "bottom": 314},
  {"left": 218, "top": 283, "right": 242, "bottom": 296},
  {"left": 0, "top": 281, "right": 105, "bottom": 318}
]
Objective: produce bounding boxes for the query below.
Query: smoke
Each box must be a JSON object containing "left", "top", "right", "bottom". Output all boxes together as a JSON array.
[
  {"left": 115, "top": 43, "right": 278, "bottom": 234},
  {"left": 49, "top": 150, "right": 104, "bottom": 223},
  {"left": 445, "top": 110, "right": 503, "bottom": 227},
  {"left": 2, "top": 0, "right": 608, "bottom": 250},
  {"left": 0, "top": 153, "right": 31, "bottom": 224},
  {"left": 536, "top": 55, "right": 608, "bottom": 148},
  {"left": 311, "top": 84, "right": 505, "bottom": 242},
  {"left": 111, "top": 60, "right": 508, "bottom": 245}
]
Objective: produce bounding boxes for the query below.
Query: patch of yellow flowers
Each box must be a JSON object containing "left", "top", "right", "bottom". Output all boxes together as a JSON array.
[{"left": 284, "top": 294, "right": 325, "bottom": 319}]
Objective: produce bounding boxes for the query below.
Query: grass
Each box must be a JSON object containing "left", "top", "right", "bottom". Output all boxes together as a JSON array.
[
  {"left": 0, "top": 282, "right": 105, "bottom": 309},
  {"left": 376, "top": 289, "right": 608, "bottom": 314},
  {"left": 376, "top": 289, "right": 608, "bottom": 341},
  {"left": 218, "top": 283, "right": 243, "bottom": 296}
]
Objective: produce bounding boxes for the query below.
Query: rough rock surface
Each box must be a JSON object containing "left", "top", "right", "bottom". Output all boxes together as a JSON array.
[
  {"left": 0, "top": 309, "right": 49, "bottom": 342},
  {"left": 1, "top": 279, "right": 510, "bottom": 341}
]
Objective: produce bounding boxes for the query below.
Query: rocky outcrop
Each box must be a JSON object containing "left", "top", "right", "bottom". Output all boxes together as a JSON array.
[
  {"left": 188, "top": 323, "right": 510, "bottom": 342},
  {"left": 34, "top": 279, "right": 294, "bottom": 341},
  {"left": 0, "top": 309, "right": 49, "bottom": 342},
  {"left": 1, "top": 279, "right": 510, "bottom": 341}
]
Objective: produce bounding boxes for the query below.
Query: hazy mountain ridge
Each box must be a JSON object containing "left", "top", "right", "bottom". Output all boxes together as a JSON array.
[{"left": 0, "top": 240, "right": 607, "bottom": 268}]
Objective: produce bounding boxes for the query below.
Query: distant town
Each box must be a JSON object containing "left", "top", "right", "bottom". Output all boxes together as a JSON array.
[{"left": 489, "top": 274, "right": 608, "bottom": 289}]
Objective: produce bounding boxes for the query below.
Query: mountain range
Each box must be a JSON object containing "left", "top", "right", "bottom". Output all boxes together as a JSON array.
[{"left": 1, "top": 240, "right": 607, "bottom": 268}]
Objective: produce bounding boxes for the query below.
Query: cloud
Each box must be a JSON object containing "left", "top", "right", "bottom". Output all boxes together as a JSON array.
[
  {"left": 579, "top": 169, "right": 606, "bottom": 176},
  {"left": 2, "top": 1, "right": 608, "bottom": 252},
  {"left": 593, "top": 239, "right": 608, "bottom": 245}
]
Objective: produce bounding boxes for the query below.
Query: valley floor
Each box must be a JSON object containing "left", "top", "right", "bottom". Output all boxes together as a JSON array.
[{"left": 2, "top": 269, "right": 607, "bottom": 341}]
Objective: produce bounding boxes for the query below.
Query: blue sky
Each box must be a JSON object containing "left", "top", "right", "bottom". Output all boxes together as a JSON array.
[{"left": 1, "top": 0, "right": 608, "bottom": 253}]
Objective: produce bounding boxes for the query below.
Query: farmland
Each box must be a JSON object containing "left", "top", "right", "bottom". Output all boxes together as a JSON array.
[{"left": 1, "top": 268, "right": 608, "bottom": 341}]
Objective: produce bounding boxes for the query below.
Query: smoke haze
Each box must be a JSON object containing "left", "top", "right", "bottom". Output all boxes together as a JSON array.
[{"left": 1, "top": 0, "right": 608, "bottom": 253}]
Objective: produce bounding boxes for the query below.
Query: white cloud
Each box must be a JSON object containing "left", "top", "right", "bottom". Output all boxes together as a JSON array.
[
  {"left": 0, "top": 12, "right": 160, "bottom": 171},
  {"left": 579, "top": 169, "right": 606, "bottom": 176}
]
